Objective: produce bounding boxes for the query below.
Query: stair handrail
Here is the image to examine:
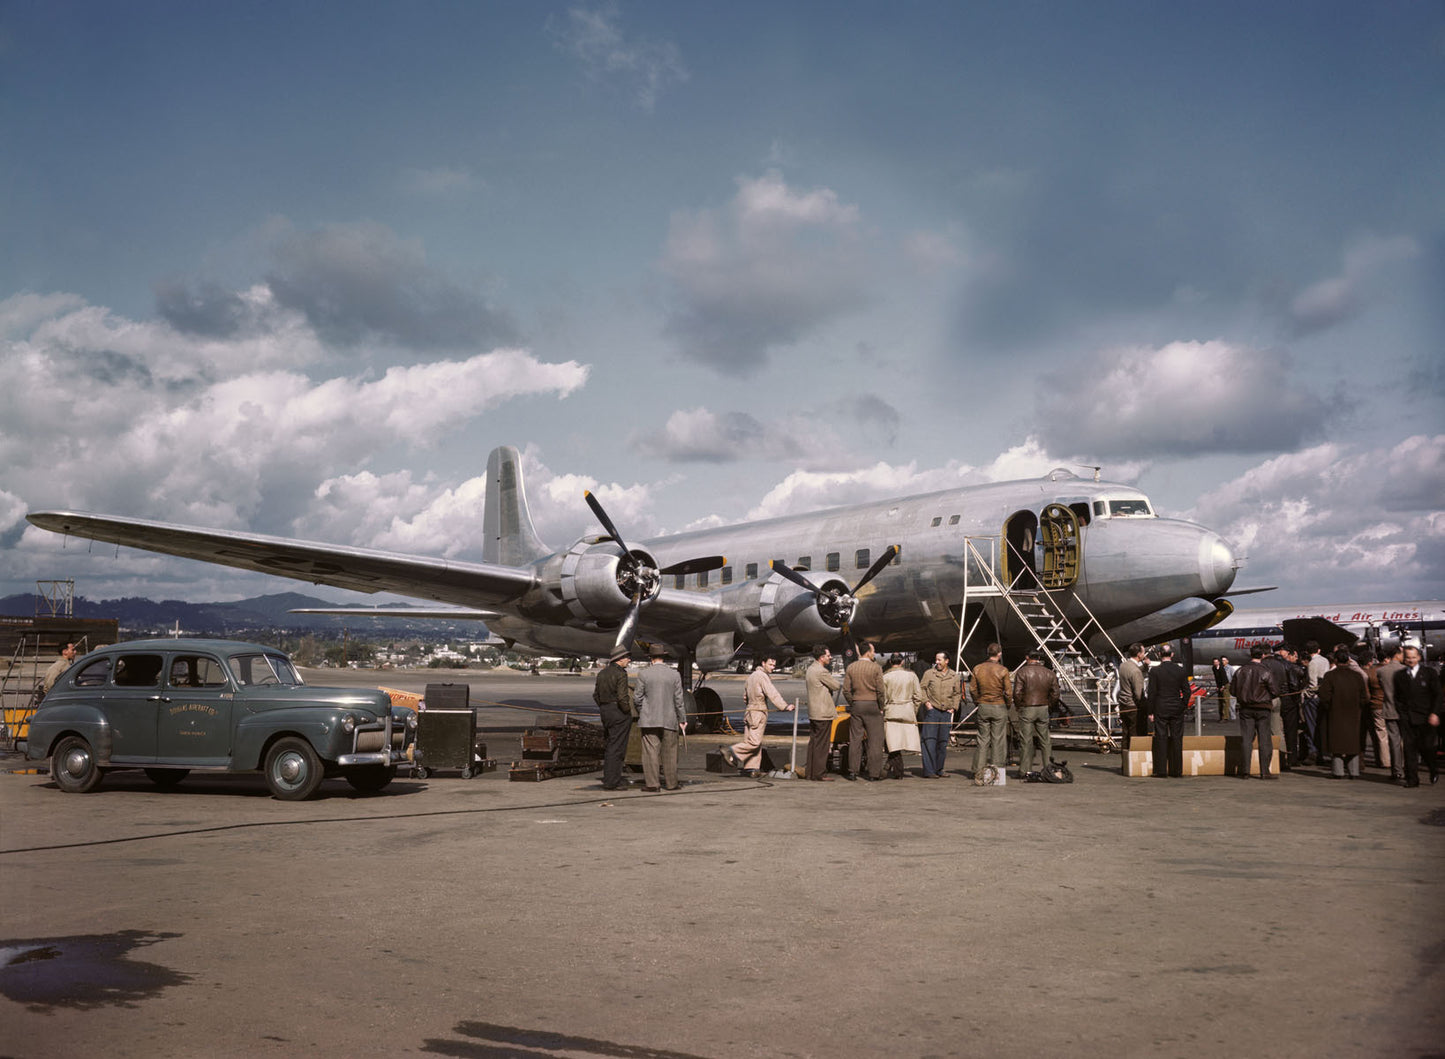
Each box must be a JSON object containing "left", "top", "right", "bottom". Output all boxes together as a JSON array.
[{"left": 960, "top": 536, "right": 1118, "bottom": 751}]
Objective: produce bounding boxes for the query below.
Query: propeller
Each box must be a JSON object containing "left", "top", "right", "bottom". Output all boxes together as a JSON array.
[
  {"left": 770, "top": 544, "right": 899, "bottom": 642},
  {"left": 583, "top": 490, "right": 726, "bottom": 652}
]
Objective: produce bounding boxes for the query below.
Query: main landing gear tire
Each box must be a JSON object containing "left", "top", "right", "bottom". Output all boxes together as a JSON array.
[
  {"left": 344, "top": 764, "right": 397, "bottom": 793},
  {"left": 692, "top": 687, "right": 724, "bottom": 734},
  {"left": 264, "top": 737, "right": 324, "bottom": 801},
  {"left": 51, "top": 734, "right": 103, "bottom": 793},
  {"left": 144, "top": 768, "right": 189, "bottom": 788}
]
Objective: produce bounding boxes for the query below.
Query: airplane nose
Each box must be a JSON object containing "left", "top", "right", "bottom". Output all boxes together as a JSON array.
[{"left": 1200, "top": 532, "right": 1237, "bottom": 596}]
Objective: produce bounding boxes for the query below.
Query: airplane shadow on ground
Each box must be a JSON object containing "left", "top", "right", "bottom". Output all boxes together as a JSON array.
[{"left": 423, "top": 1020, "right": 712, "bottom": 1058}]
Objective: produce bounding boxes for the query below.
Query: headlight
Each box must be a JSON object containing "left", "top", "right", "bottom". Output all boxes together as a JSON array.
[
  {"left": 404, "top": 711, "right": 418, "bottom": 729},
  {"left": 341, "top": 714, "right": 356, "bottom": 733}
]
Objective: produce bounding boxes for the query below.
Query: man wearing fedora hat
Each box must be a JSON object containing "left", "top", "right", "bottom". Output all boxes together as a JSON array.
[
  {"left": 594, "top": 645, "right": 635, "bottom": 790},
  {"left": 635, "top": 645, "right": 687, "bottom": 791}
]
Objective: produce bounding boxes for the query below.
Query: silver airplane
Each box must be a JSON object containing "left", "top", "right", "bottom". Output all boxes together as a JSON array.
[
  {"left": 1178, "top": 600, "right": 1445, "bottom": 666},
  {"left": 27, "top": 446, "right": 1239, "bottom": 680}
]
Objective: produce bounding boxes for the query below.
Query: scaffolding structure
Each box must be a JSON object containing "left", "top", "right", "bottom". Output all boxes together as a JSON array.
[
  {"left": 954, "top": 535, "right": 1124, "bottom": 752},
  {"left": 0, "top": 582, "right": 116, "bottom": 751}
]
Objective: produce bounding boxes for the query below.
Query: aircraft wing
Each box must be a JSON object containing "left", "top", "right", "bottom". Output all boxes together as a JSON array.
[
  {"left": 26, "top": 511, "right": 537, "bottom": 609},
  {"left": 289, "top": 606, "right": 503, "bottom": 620}
]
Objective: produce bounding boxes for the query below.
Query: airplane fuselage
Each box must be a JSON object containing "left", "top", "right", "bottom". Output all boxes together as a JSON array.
[
  {"left": 489, "top": 470, "right": 1237, "bottom": 667},
  {"left": 27, "top": 448, "right": 1240, "bottom": 672},
  {"left": 1179, "top": 601, "right": 1445, "bottom": 666}
]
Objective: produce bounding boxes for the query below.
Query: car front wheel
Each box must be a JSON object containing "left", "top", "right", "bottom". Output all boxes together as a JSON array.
[
  {"left": 52, "top": 735, "right": 103, "bottom": 793},
  {"left": 344, "top": 764, "right": 396, "bottom": 793},
  {"left": 263, "top": 737, "right": 324, "bottom": 801}
]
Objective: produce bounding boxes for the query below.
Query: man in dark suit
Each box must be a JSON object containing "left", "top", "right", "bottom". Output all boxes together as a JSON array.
[
  {"left": 1393, "top": 646, "right": 1441, "bottom": 787},
  {"left": 1148, "top": 644, "right": 1191, "bottom": 777}
]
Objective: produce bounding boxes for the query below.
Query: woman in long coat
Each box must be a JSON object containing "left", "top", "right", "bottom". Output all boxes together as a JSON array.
[
  {"left": 881, "top": 655, "right": 924, "bottom": 779},
  {"left": 1318, "top": 646, "right": 1369, "bottom": 778}
]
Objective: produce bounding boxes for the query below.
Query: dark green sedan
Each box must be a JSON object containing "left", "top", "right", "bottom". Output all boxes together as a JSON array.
[{"left": 25, "top": 638, "right": 416, "bottom": 800}]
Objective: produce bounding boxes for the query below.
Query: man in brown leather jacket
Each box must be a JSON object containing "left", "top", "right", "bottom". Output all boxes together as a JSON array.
[
  {"left": 842, "top": 643, "right": 886, "bottom": 780},
  {"left": 1012, "top": 650, "right": 1059, "bottom": 777},
  {"left": 968, "top": 642, "right": 1012, "bottom": 776}
]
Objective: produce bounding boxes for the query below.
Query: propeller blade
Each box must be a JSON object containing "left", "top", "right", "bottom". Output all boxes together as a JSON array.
[
  {"left": 584, "top": 490, "right": 628, "bottom": 554},
  {"left": 660, "top": 555, "right": 727, "bottom": 577},
  {"left": 769, "top": 559, "right": 816, "bottom": 591},
  {"left": 852, "top": 545, "right": 899, "bottom": 594},
  {"left": 614, "top": 591, "right": 643, "bottom": 654}
]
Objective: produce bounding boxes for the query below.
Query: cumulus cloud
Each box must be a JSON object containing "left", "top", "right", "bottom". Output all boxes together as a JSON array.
[
  {"left": 1035, "top": 340, "right": 1332, "bottom": 459},
  {"left": 0, "top": 291, "right": 588, "bottom": 575},
  {"left": 548, "top": 2, "right": 688, "bottom": 112},
  {"left": 660, "top": 170, "right": 868, "bottom": 372},
  {"left": 901, "top": 230, "right": 961, "bottom": 276},
  {"left": 1187, "top": 435, "right": 1445, "bottom": 599},
  {"left": 400, "top": 166, "right": 479, "bottom": 197},
  {"left": 253, "top": 220, "right": 517, "bottom": 350},
  {"left": 630, "top": 397, "right": 899, "bottom": 467},
  {"left": 743, "top": 436, "right": 1105, "bottom": 522},
  {"left": 290, "top": 446, "right": 660, "bottom": 559},
  {"left": 1288, "top": 233, "right": 1420, "bottom": 336}
]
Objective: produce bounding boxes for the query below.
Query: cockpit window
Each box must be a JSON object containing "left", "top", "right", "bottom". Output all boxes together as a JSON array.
[
  {"left": 228, "top": 652, "right": 304, "bottom": 687},
  {"left": 1108, "top": 499, "right": 1153, "bottom": 517}
]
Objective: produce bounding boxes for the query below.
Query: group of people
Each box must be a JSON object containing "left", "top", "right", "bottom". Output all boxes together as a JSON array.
[
  {"left": 1225, "top": 640, "right": 1441, "bottom": 785},
  {"left": 594, "top": 638, "right": 1076, "bottom": 787},
  {"left": 1117, "top": 636, "right": 1442, "bottom": 784},
  {"left": 596, "top": 634, "right": 1441, "bottom": 789}
]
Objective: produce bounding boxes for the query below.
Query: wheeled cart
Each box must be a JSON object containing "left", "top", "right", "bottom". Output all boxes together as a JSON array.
[{"left": 413, "top": 683, "right": 493, "bottom": 779}]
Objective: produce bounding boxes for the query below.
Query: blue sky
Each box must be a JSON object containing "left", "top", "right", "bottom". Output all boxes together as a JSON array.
[{"left": 2, "top": 1, "right": 1441, "bottom": 606}]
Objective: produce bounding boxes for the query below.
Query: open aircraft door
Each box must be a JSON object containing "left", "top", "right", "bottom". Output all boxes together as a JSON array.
[{"left": 1038, "top": 503, "right": 1080, "bottom": 590}]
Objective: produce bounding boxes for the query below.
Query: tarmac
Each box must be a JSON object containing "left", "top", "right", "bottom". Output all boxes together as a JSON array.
[{"left": 1, "top": 667, "right": 1442, "bottom": 1058}]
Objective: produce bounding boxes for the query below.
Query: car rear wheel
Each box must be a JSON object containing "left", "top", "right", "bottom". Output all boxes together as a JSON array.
[
  {"left": 344, "top": 764, "right": 396, "bottom": 793},
  {"left": 264, "top": 737, "right": 324, "bottom": 801},
  {"left": 144, "top": 768, "right": 189, "bottom": 788},
  {"left": 52, "top": 735, "right": 103, "bottom": 793}
]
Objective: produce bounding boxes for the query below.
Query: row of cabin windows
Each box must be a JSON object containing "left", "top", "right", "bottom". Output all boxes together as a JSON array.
[
  {"left": 930, "top": 514, "right": 961, "bottom": 527},
  {"left": 673, "top": 547, "right": 901, "bottom": 590}
]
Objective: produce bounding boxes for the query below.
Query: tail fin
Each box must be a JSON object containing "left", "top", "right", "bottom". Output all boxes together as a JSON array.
[{"left": 483, "top": 446, "right": 550, "bottom": 566}]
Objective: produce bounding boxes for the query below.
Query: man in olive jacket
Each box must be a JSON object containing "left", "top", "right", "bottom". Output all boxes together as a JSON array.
[
  {"left": 804, "top": 644, "right": 841, "bottom": 781},
  {"left": 919, "top": 650, "right": 962, "bottom": 778},
  {"left": 593, "top": 646, "right": 634, "bottom": 791},
  {"left": 1116, "top": 643, "right": 1147, "bottom": 749}
]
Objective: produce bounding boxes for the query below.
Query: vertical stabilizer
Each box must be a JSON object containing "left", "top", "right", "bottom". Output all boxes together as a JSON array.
[{"left": 483, "top": 446, "right": 551, "bottom": 566}]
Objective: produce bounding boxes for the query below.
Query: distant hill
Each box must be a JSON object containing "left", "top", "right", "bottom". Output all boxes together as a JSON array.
[{"left": 0, "top": 592, "right": 490, "bottom": 639}]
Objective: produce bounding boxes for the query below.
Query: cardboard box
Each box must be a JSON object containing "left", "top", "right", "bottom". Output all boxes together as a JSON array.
[
  {"left": 1124, "top": 735, "right": 1277, "bottom": 777},
  {"left": 1226, "top": 735, "right": 1281, "bottom": 777}
]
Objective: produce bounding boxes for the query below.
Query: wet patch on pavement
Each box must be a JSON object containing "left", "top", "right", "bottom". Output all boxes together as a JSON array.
[{"left": 0, "top": 930, "right": 190, "bottom": 1011}]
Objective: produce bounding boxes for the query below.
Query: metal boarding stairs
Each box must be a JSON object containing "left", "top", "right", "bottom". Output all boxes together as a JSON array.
[
  {"left": 955, "top": 536, "right": 1123, "bottom": 753},
  {"left": 0, "top": 633, "right": 45, "bottom": 751}
]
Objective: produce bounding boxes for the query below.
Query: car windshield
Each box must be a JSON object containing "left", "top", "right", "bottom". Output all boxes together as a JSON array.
[{"left": 228, "top": 652, "right": 305, "bottom": 687}]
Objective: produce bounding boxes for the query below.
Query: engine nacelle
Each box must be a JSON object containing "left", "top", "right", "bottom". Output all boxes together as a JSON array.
[
  {"left": 757, "top": 571, "right": 852, "bottom": 646},
  {"left": 558, "top": 538, "right": 660, "bottom": 624}
]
